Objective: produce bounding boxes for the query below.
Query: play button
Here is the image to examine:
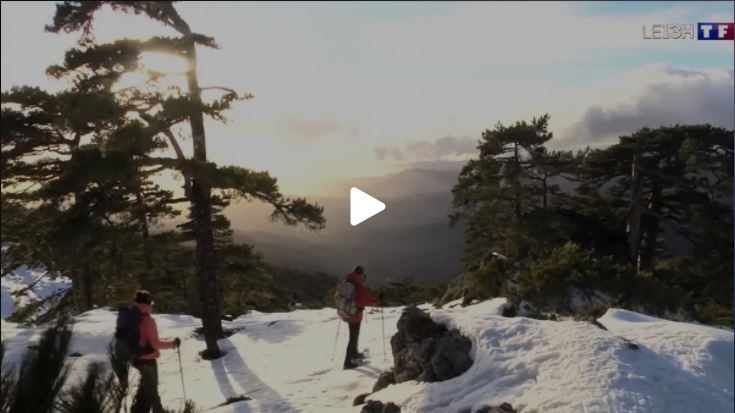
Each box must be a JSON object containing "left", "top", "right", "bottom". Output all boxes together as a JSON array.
[{"left": 350, "top": 187, "right": 386, "bottom": 226}]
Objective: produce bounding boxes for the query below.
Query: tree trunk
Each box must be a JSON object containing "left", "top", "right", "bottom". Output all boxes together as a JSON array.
[
  {"left": 82, "top": 260, "right": 93, "bottom": 310},
  {"left": 627, "top": 151, "right": 644, "bottom": 271},
  {"left": 178, "top": 270, "right": 196, "bottom": 316},
  {"left": 513, "top": 142, "right": 522, "bottom": 220},
  {"left": 192, "top": 179, "right": 223, "bottom": 355},
  {"left": 640, "top": 181, "right": 662, "bottom": 271},
  {"left": 542, "top": 173, "right": 548, "bottom": 208},
  {"left": 135, "top": 191, "right": 152, "bottom": 287},
  {"left": 162, "top": 3, "right": 224, "bottom": 356},
  {"left": 185, "top": 36, "right": 223, "bottom": 357},
  {"left": 70, "top": 269, "right": 86, "bottom": 313},
  {"left": 70, "top": 258, "right": 93, "bottom": 313}
]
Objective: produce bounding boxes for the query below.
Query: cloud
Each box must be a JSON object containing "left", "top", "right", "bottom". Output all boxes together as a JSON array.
[
  {"left": 375, "top": 145, "right": 406, "bottom": 161},
  {"left": 566, "top": 66, "right": 734, "bottom": 146},
  {"left": 361, "top": 3, "right": 702, "bottom": 68},
  {"left": 3, "top": 2, "right": 732, "bottom": 193},
  {"left": 376, "top": 135, "right": 477, "bottom": 162},
  {"left": 286, "top": 118, "right": 359, "bottom": 141},
  {"left": 400, "top": 159, "right": 467, "bottom": 172}
]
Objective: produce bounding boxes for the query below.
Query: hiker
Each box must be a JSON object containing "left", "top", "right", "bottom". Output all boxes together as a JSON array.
[
  {"left": 340, "top": 265, "right": 379, "bottom": 369},
  {"left": 130, "top": 290, "right": 181, "bottom": 413}
]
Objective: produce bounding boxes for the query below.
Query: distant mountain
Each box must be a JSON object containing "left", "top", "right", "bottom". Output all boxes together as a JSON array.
[
  {"left": 233, "top": 221, "right": 463, "bottom": 286},
  {"left": 330, "top": 167, "right": 460, "bottom": 199},
  {"left": 227, "top": 167, "right": 465, "bottom": 285}
]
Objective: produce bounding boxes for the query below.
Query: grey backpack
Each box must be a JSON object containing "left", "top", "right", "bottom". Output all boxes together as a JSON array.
[{"left": 334, "top": 282, "right": 357, "bottom": 319}]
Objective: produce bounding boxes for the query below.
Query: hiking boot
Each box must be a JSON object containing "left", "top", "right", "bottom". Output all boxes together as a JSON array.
[{"left": 343, "top": 360, "right": 359, "bottom": 369}]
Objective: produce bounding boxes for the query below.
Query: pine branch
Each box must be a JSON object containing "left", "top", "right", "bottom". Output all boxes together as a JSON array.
[{"left": 10, "top": 270, "right": 50, "bottom": 298}]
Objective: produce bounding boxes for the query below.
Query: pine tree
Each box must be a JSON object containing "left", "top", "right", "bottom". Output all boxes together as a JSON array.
[
  {"left": 44, "top": 1, "right": 325, "bottom": 357},
  {"left": 1, "top": 82, "right": 181, "bottom": 312},
  {"left": 578, "top": 125, "right": 733, "bottom": 323},
  {"left": 450, "top": 114, "right": 557, "bottom": 265},
  {"left": 579, "top": 125, "right": 733, "bottom": 273}
]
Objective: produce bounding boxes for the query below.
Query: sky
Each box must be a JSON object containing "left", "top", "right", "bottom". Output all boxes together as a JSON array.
[{"left": 1, "top": 1, "right": 733, "bottom": 195}]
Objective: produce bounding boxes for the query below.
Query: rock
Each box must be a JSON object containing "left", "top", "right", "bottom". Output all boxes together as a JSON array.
[
  {"left": 210, "top": 395, "right": 252, "bottom": 409},
  {"left": 620, "top": 337, "right": 639, "bottom": 350},
  {"left": 382, "top": 402, "right": 401, "bottom": 413},
  {"left": 361, "top": 401, "right": 385, "bottom": 413},
  {"left": 354, "top": 393, "right": 370, "bottom": 406},
  {"left": 222, "top": 395, "right": 251, "bottom": 406},
  {"left": 501, "top": 304, "right": 517, "bottom": 318},
  {"left": 428, "top": 332, "right": 473, "bottom": 381},
  {"left": 589, "top": 319, "right": 608, "bottom": 330},
  {"left": 359, "top": 401, "right": 401, "bottom": 413},
  {"left": 396, "top": 307, "right": 445, "bottom": 343},
  {"left": 476, "top": 402, "right": 517, "bottom": 413},
  {"left": 373, "top": 370, "right": 396, "bottom": 392},
  {"left": 389, "top": 306, "right": 473, "bottom": 384}
]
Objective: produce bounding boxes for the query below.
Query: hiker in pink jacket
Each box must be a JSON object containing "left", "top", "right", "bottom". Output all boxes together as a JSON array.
[{"left": 132, "top": 290, "right": 180, "bottom": 413}]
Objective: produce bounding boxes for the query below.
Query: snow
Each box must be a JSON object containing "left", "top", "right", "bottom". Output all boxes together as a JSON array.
[
  {"left": 1, "top": 306, "right": 400, "bottom": 413},
  {"left": 1, "top": 300, "right": 732, "bottom": 413},
  {"left": 371, "top": 300, "right": 734, "bottom": 413},
  {"left": 1, "top": 264, "right": 72, "bottom": 319},
  {"left": 598, "top": 309, "right": 734, "bottom": 402}
]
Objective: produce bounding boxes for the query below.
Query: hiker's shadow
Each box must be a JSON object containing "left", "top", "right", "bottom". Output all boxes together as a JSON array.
[{"left": 209, "top": 338, "right": 296, "bottom": 413}]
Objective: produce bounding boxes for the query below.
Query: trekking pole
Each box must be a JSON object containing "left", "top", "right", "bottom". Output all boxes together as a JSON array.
[
  {"left": 330, "top": 318, "right": 341, "bottom": 361},
  {"left": 381, "top": 306, "right": 386, "bottom": 361},
  {"left": 177, "top": 345, "right": 187, "bottom": 405}
]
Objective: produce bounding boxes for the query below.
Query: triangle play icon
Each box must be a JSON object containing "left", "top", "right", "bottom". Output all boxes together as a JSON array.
[{"left": 350, "top": 187, "right": 386, "bottom": 226}]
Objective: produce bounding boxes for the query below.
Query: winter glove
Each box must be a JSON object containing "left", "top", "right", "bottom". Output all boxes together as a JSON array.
[{"left": 173, "top": 337, "right": 181, "bottom": 348}]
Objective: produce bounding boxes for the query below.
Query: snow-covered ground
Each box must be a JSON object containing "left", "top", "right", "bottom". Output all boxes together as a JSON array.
[
  {"left": 1, "top": 299, "right": 732, "bottom": 413},
  {"left": 372, "top": 299, "right": 733, "bottom": 413},
  {"left": 1, "top": 264, "right": 72, "bottom": 319}
]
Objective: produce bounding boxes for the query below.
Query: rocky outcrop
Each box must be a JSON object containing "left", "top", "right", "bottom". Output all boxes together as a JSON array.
[
  {"left": 354, "top": 393, "right": 370, "bottom": 406},
  {"left": 476, "top": 403, "right": 517, "bottom": 413},
  {"left": 360, "top": 400, "right": 401, "bottom": 413},
  {"left": 390, "top": 306, "right": 473, "bottom": 383},
  {"left": 364, "top": 307, "right": 472, "bottom": 411},
  {"left": 373, "top": 370, "right": 396, "bottom": 392},
  {"left": 456, "top": 403, "right": 517, "bottom": 413}
]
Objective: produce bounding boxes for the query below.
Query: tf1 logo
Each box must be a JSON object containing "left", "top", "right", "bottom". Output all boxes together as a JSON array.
[
  {"left": 698, "top": 23, "right": 734, "bottom": 40},
  {"left": 642, "top": 23, "right": 734, "bottom": 40}
]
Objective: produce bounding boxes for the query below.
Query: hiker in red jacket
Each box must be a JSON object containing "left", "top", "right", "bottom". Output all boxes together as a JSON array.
[
  {"left": 132, "top": 290, "right": 180, "bottom": 413},
  {"left": 343, "top": 265, "right": 379, "bottom": 369}
]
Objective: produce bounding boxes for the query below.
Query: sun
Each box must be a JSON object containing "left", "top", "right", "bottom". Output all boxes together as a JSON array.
[
  {"left": 111, "top": 52, "right": 189, "bottom": 93},
  {"left": 139, "top": 51, "right": 189, "bottom": 76}
]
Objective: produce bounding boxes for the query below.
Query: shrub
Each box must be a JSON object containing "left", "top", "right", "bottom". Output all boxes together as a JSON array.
[
  {"left": 1, "top": 319, "right": 202, "bottom": 413},
  {"left": 57, "top": 363, "right": 120, "bottom": 413},
  {"left": 10, "top": 317, "right": 72, "bottom": 413},
  {"left": 512, "top": 242, "right": 635, "bottom": 314}
]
